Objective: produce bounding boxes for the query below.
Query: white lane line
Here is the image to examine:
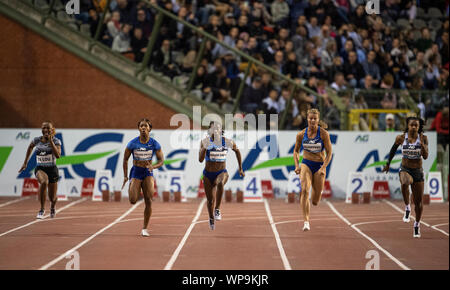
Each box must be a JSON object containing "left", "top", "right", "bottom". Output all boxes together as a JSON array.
[
  {"left": 263, "top": 199, "right": 292, "bottom": 270},
  {"left": 383, "top": 200, "right": 449, "bottom": 236},
  {"left": 0, "top": 197, "right": 31, "bottom": 208},
  {"left": 39, "top": 200, "right": 144, "bottom": 270},
  {"left": 326, "top": 201, "right": 410, "bottom": 270},
  {"left": 431, "top": 223, "right": 449, "bottom": 236},
  {"left": 164, "top": 198, "right": 206, "bottom": 270},
  {"left": 0, "top": 198, "right": 88, "bottom": 238}
]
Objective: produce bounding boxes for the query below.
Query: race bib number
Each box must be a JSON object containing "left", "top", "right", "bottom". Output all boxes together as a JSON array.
[
  {"left": 209, "top": 151, "right": 227, "bottom": 162},
  {"left": 134, "top": 150, "right": 153, "bottom": 160},
  {"left": 36, "top": 154, "right": 53, "bottom": 165}
]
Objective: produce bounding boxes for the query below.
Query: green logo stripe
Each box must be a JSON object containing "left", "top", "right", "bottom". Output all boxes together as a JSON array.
[
  {"left": 249, "top": 156, "right": 302, "bottom": 171},
  {"left": 0, "top": 147, "right": 13, "bottom": 174},
  {"left": 153, "top": 158, "right": 186, "bottom": 166},
  {"left": 364, "top": 159, "right": 401, "bottom": 169},
  {"left": 56, "top": 150, "right": 118, "bottom": 166},
  {"left": 429, "top": 157, "right": 438, "bottom": 172}
]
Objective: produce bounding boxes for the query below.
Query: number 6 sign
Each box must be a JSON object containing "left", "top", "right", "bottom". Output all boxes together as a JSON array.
[{"left": 93, "top": 169, "right": 113, "bottom": 201}]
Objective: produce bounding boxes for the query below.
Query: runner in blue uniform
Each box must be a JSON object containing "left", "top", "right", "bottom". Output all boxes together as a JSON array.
[
  {"left": 122, "top": 118, "right": 164, "bottom": 237},
  {"left": 293, "top": 109, "right": 333, "bottom": 231},
  {"left": 19, "top": 121, "right": 61, "bottom": 219},
  {"left": 383, "top": 116, "right": 428, "bottom": 238},
  {"left": 199, "top": 121, "right": 244, "bottom": 230}
]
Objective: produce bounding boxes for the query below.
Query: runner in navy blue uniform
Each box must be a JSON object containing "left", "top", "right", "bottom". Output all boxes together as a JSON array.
[
  {"left": 199, "top": 121, "right": 244, "bottom": 230},
  {"left": 293, "top": 109, "right": 333, "bottom": 231},
  {"left": 122, "top": 119, "right": 164, "bottom": 237},
  {"left": 383, "top": 116, "right": 428, "bottom": 238},
  {"left": 19, "top": 121, "right": 61, "bottom": 219}
]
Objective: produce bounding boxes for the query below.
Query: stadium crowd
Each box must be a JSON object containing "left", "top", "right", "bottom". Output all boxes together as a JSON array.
[{"left": 56, "top": 0, "right": 448, "bottom": 137}]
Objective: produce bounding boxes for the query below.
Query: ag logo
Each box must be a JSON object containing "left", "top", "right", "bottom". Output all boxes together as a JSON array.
[
  {"left": 355, "top": 135, "right": 369, "bottom": 143},
  {"left": 16, "top": 132, "right": 30, "bottom": 140}
]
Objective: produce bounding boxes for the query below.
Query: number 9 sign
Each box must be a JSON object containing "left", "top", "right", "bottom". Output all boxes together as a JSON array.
[{"left": 426, "top": 172, "right": 444, "bottom": 203}]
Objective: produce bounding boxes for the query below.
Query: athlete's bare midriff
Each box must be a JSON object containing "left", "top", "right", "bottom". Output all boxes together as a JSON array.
[
  {"left": 205, "top": 161, "right": 227, "bottom": 172},
  {"left": 133, "top": 160, "right": 152, "bottom": 168},
  {"left": 303, "top": 150, "right": 325, "bottom": 163}
]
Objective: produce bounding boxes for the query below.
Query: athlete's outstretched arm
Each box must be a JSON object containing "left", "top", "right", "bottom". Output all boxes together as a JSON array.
[
  {"left": 420, "top": 133, "right": 428, "bottom": 160},
  {"left": 152, "top": 149, "right": 165, "bottom": 170},
  {"left": 199, "top": 140, "right": 207, "bottom": 163},
  {"left": 232, "top": 142, "right": 244, "bottom": 177},
  {"left": 319, "top": 129, "right": 333, "bottom": 175},
  {"left": 19, "top": 142, "right": 35, "bottom": 173},
  {"left": 293, "top": 130, "right": 304, "bottom": 174},
  {"left": 122, "top": 148, "right": 132, "bottom": 190},
  {"left": 382, "top": 134, "right": 404, "bottom": 173}
]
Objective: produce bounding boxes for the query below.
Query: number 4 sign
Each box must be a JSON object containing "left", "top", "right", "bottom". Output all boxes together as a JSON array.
[
  {"left": 243, "top": 172, "right": 263, "bottom": 202},
  {"left": 426, "top": 172, "right": 444, "bottom": 203}
]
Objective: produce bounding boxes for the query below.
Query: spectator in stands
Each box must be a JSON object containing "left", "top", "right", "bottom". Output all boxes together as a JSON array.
[
  {"left": 384, "top": 113, "right": 396, "bottom": 132},
  {"left": 205, "top": 66, "right": 231, "bottom": 107},
  {"left": 130, "top": 27, "right": 147, "bottom": 63},
  {"left": 278, "top": 86, "right": 299, "bottom": 118},
  {"left": 431, "top": 106, "right": 449, "bottom": 148},
  {"left": 362, "top": 50, "right": 381, "bottom": 86},
  {"left": 416, "top": 27, "right": 433, "bottom": 53},
  {"left": 262, "top": 89, "right": 281, "bottom": 115},
  {"left": 151, "top": 39, "right": 180, "bottom": 79},
  {"left": 241, "top": 76, "right": 265, "bottom": 114},
  {"left": 271, "top": 0, "right": 290, "bottom": 28},
  {"left": 134, "top": 8, "right": 152, "bottom": 40},
  {"left": 321, "top": 39, "right": 337, "bottom": 76},
  {"left": 112, "top": 23, "right": 132, "bottom": 53},
  {"left": 343, "top": 50, "right": 365, "bottom": 88},
  {"left": 331, "top": 72, "right": 347, "bottom": 92}
]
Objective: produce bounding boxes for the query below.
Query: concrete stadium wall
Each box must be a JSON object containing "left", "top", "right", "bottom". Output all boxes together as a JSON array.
[{"left": 0, "top": 14, "right": 178, "bottom": 129}]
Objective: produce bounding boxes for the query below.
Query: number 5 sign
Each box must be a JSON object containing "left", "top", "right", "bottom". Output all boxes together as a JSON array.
[
  {"left": 243, "top": 172, "right": 263, "bottom": 202},
  {"left": 166, "top": 172, "right": 187, "bottom": 202},
  {"left": 426, "top": 172, "right": 444, "bottom": 203}
]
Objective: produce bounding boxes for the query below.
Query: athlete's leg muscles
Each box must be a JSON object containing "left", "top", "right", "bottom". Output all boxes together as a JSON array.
[
  {"left": 47, "top": 182, "right": 57, "bottom": 209},
  {"left": 411, "top": 182, "right": 424, "bottom": 222},
  {"left": 299, "top": 164, "right": 312, "bottom": 222},
  {"left": 311, "top": 170, "right": 326, "bottom": 206},
  {"left": 36, "top": 170, "right": 48, "bottom": 210},
  {"left": 203, "top": 176, "right": 215, "bottom": 220},
  {"left": 215, "top": 171, "right": 229, "bottom": 210},
  {"left": 141, "top": 176, "right": 154, "bottom": 229},
  {"left": 399, "top": 171, "right": 413, "bottom": 205},
  {"left": 129, "top": 178, "right": 142, "bottom": 204}
]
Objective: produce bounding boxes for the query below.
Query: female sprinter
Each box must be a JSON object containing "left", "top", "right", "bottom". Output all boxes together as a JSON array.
[
  {"left": 293, "top": 109, "right": 333, "bottom": 231},
  {"left": 19, "top": 121, "right": 61, "bottom": 219},
  {"left": 122, "top": 118, "right": 164, "bottom": 237},
  {"left": 199, "top": 121, "right": 244, "bottom": 230},
  {"left": 382, "top": 116, "right": 428, "bottom": 238}
]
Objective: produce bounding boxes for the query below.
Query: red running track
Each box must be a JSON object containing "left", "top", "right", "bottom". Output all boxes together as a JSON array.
[{"left": 0, "top": 196, "right": 447, "bottom": 270}]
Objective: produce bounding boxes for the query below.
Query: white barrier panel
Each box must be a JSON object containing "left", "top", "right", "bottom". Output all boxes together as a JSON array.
[
  {"left": 243, "top": 171, "right": 263, "bottom": 202},
  {"left": 0, "top": 129, "right": 437, "bottom": 199},
  {"left": 93, "top": 169, "right": 113, "bottom": 201},
  {"left": 166, "top": 171, "right": 187, "bottom": 202},
  {"left": 346, "top": 172, "right": 368, "bottom": 203},
  {"left": 57, "top": 169, "right": 68, "bottom": 201},
  {"left": 427, "top": 172, "right": 444, "bottom": 203}
]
